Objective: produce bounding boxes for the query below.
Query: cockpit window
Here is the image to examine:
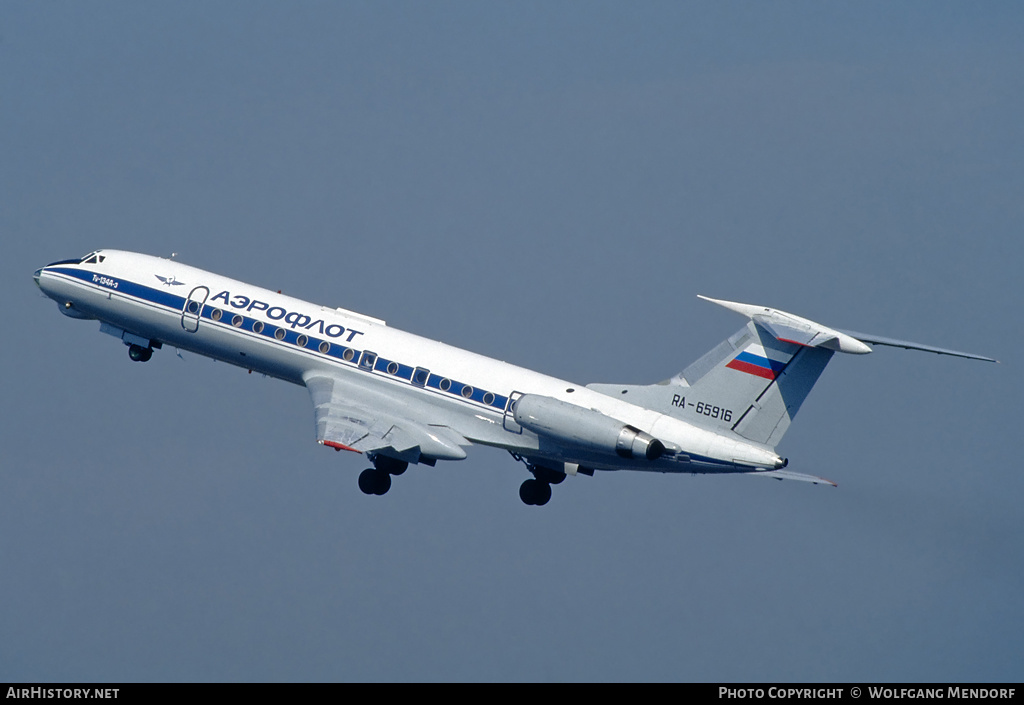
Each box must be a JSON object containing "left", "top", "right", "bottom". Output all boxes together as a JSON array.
[{"left": 78, "top": 251, "right": 105, "bottom": 265}]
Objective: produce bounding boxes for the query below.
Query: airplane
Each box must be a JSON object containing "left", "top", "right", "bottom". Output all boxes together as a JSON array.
[{"left": 33, "top": 249, "right": 997, "bottom": 505}]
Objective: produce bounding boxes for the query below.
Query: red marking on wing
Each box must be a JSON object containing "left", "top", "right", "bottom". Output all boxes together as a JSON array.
[{"left": 321, "top": 440, "right": 362, "bottom": 454}]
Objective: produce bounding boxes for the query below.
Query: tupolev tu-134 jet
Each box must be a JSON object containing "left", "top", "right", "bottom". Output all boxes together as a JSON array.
[{"left": 34, "top": 250, "right": 996, "bottom": 505}]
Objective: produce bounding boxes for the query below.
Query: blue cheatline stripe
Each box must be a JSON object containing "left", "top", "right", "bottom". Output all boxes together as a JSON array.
[
  {"left": 734, "top": 350, "right": 787, "bottom": 373},
  {"left": 373, "top": 356, "right": 414, "bottom": 381},
  {"left": 52, "top": 267, "right": 186, "bottom": 310},
  {"left": 48, "top": 266, "right": 509, "bottom": 411}
]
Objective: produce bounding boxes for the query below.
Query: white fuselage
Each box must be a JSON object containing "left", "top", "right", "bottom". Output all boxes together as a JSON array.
[{"left": 34, "top": 250, "right": 783, "bottom": 474}]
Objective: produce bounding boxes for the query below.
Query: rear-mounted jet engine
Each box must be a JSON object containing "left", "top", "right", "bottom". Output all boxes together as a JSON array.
[{"left": 512, "top": 394, "right": 665, "bottom": 461}]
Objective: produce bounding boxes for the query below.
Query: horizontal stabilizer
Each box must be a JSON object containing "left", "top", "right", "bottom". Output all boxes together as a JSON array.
[
  {"left": 837, "top": 330, "right": 998, "bottom": 363},
  {"left": 745, "top": 469, "right": 837, "bottom": 487},
  {"left": 698, "top": 296, "right": 872, "bottom": 354},
  {"left": 699, "top": 296, "right": 996, "bottom": 362}
]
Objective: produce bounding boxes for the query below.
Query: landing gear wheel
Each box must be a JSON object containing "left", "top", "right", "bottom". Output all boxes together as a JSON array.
[
  {"left": 128, "top": 344, "right": 152, "bottom": 362},
  {"left": 519, "top": 479, "right": 551, "bottom": 506},
  {"left": 358, "top": 468, "right": 391, "bottom": 496},
  {"left": 374, "top": 456, "right": 408, "bottom": 476},
  {"left": 532, "top": 465, "right": 565, "bottom": 485}
]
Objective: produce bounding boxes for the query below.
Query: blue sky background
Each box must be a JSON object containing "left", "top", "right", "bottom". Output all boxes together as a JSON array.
[{"left": 2, "top": 1, "right": 1021, "bottom": 682}]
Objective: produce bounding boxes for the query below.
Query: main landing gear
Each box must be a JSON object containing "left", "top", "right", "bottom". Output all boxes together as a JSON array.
[
  {"left": 358, "top": 455, "right": 408, "bottom": 496},
  {"left": 128, "top": 344, "right": 153, "bottom": 362},
  {"left": 519, "top": 465, "right": 565, "bottom": 507}
]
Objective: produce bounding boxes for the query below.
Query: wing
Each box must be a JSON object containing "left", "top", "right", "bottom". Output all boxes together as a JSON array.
[{"left": 303, "top": 372, "right": 468, "bottom": 462}]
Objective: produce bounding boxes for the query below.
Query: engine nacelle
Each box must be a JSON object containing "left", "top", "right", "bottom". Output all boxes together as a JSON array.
[{"left": 512, "top": 394, "right": 665, "bottom": 461}]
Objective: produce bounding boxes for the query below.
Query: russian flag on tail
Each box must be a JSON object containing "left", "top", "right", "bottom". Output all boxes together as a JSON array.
[{"left": 726, "top": 343, "right": 795, "bottom": 380}]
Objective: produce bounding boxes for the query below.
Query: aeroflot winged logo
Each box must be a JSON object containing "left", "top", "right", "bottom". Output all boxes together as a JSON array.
[{"left": 156, "top": 275, "right": 185, "bottom": 286}]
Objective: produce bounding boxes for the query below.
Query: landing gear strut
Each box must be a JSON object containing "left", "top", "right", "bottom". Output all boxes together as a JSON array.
[
  {"left": 358, "top": 455, "right": 409, "bottom": 496},
  {"left": 128, "top": 344, "right": 152, "bottom": 362}
]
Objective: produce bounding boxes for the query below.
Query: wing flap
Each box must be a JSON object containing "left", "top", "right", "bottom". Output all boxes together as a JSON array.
[{"left": 304, "top": 372, "right": 468, "bottom": 461}]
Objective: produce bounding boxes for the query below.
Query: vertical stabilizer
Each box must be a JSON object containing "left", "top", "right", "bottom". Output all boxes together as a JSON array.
[
  {"left": 676, "top": 321, "right": 834, "bottom": 447},
  {"left": 587, "top": 319, "right": 834, "bottom": 448},
  {"left": 587, "top": 295, "right": 992, "bottom": 451}
]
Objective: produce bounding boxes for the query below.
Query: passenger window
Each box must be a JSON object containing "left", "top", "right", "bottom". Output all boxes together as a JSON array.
[{"left": 360, "top": 352, "right": 377, "bottom": 370}]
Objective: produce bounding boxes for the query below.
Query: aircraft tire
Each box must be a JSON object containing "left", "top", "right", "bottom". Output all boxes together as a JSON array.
[
  {"left": 374, "top": 469, "right": 392, "bottom": 495},
  {"left": 358, "top": 469, "right": 375, "bottom": 495},
  {"left": 532, "top": 465, "right": 565, "bottom": 485},
  {"left": 128, "top": 345, "right": 152, "bottom": 362},
  {"left": 375, "top": 456, "right": 408, "bottom": 476},
  {"left": 534, "top": 481, "right": 551, "bottom": 506},
  {"left": 359, "top": 468, "right": 391, "bottom": 496},
  {"left": 519, "top": 479, "right": 551, "bottom": 506},
  {"left": 519, "top": 480, "right": 535, "bottom": 505}
]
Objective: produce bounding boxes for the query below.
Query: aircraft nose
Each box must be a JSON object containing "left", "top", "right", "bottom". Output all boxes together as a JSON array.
[{"left": 35, "top": 257, "right": 81, "bottom": 289}]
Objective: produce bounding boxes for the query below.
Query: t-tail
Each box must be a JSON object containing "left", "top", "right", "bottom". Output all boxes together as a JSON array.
[{"left": 588, "top": 295, "right": 996, "bottom": 479}]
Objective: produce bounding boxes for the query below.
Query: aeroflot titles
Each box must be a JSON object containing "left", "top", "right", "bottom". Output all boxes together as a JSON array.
[{"left": 208, "top": 290, "right": 365, "bottom": 342}]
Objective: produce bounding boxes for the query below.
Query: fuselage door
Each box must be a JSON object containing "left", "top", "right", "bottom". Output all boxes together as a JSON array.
[
  {"left": 181, "top": 286, "right": 210, "bottom": 333},
  {"left": 503, "top": 391, "right": 524, "bottom": 434}
]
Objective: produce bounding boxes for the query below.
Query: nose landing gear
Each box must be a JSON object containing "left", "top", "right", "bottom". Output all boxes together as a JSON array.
[{"left": 128, "top": 344, "right": 153, "bottom": 362}]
